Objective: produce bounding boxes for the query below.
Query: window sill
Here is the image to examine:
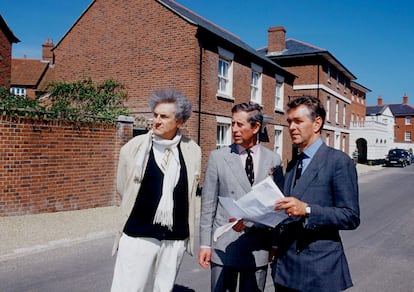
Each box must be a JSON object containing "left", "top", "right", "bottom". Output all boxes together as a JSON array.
[{"left": 216, "top": 93, "right": 234, "bottom": 102}]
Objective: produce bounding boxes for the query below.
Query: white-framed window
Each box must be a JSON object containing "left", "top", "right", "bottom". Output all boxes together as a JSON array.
[
  {"left": 217, "top": 47, "right": 234, "bottom": 98},
  {"left": 335, "top": 101, "right": 339, "bottom": 123},
  {"left": 342, "top": 104, "right": 346, "bottom": 125},
  {"left": 326, "top": 97, "right": 330, "bottom": 121},
  {"left": 335, "top": 133, "right": 340, "bottom": 149},
  {"left": 405, "top": 131, "right": 411, "bottom": 142},
  {"left": 336, "top": 74, "right": 339, "bottom": 89},
  {"left": 342, "top": 135, "right": 346, "bottom": 152},
  {"left": 275, "top": 74, "right": 284, "bottom": 111},
  {"left": 216, "top": 116, "right": 231, "bottom": 149},
  {"left": 274, "top": 125, "right": 283, "bottom": 157},
  {"left": 250, "top": 63, "right": 262, "bottom": 104},
  {"left": 405, "top": 116, "right": 411, "bottom": 125},
  {"left": 351, "top": 90, "right": 354, "bottom": 101},
  {"left": 326, "top": 133, "right": 330, "bottom": 146},
  {"left": 10, "top": 87, "right": 27, "bottom": 97}
]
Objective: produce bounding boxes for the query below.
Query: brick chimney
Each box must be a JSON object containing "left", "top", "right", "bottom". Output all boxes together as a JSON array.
[
  {"left": 403, "top": 94, "right": 408, "bottom": 104},
  {"left": 268, "top": 26, "right": 286, "bottom": 53},
  {"left": 42, "top": 38, "right": 54, "bottom": 63},
  {"left": 377, "top": 96, "right": 383, "bottom": 106}
]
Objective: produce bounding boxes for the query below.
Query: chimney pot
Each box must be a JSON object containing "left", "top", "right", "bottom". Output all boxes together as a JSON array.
[
  {"left": 403, "top": 94, "right": 408, "bottom": 104},
  {"left": 377, "top": 96, "right": 383, "bottom": 106},
  {"left": 42, "top": 38, "right": 54, "bottom": 63}
]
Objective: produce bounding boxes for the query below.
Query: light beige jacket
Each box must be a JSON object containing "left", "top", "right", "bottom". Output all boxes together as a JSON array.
[{"left": 112, "top": 132, "right": 201, "bottom": 256}]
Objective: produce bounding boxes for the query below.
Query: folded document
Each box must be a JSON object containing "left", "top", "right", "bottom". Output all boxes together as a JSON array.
[{"left": 213, "top": 176, "right": 288, "bottom": 241}]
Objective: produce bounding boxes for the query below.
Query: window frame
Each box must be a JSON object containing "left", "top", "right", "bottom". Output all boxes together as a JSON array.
[
  {"left": 342, "top": 104, "right": 346, "bottom": 125},
  {"left": 216, "top": 116, "right": 232, "bottom": 149},
  {"left": 335, "top": 101, "right": 339, "bottom": 123},
  {"left": 275, "top": 74, "right": 284, "bottom": 112},
  {"left": 326, "top": 97, "right": 331, "bottom": 121},
  {"left": 274, "top": 125, "right": 283, "bottom": 157},
  {"left": 10, "top": 86, "right": 27, "bottom": 97},
  {"left": 217, "top": 47, "right": 234, "bottom": 99},
  {"left": 250, "top": 63, "right": 262, "bottom": 104}
]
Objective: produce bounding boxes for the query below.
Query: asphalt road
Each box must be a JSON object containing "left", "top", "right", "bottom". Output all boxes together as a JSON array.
[{"left": 1, "top": 165, "right": 413, "bottom": 292}]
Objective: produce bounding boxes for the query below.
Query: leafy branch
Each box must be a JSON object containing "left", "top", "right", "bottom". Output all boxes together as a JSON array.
[{"left": 0, "top": 79, "right": 129, "bottom": 124}]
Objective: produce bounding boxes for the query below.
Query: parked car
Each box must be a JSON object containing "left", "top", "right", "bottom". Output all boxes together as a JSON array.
[{"left": 384, "top": 149, "right": 411, "bottom": 167}]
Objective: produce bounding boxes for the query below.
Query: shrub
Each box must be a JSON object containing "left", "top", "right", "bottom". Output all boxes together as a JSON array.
[{"left": 0, "top": 78, "right": 129, "bottom": 124}]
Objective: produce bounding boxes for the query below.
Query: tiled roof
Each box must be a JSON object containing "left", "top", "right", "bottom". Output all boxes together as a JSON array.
[
  {"left": 259, "top": 38, "right": 356, "bottom": 80},
  {"left": 157, "top": 0, "right": 292, "bottom": 76},
  {"left": 388, "top": 104, "right": 414, "bottom": 116},
  {"left": 279, "top": 38, "right": 326, "bottom": 56},
  {"left": 11, "top": 59, "right": 49, "bottom": 87},
  {"left": 366, "top": 105, "right": 388, "bottom": 116}
]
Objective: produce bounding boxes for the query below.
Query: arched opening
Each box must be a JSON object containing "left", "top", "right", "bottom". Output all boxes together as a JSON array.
[{"left": 356, "top": 138, "right": 367, "bottom": 164}]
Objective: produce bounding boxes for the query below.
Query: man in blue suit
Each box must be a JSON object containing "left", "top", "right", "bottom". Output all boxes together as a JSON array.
[
  {"left": 199, "top": 102, "right": 284, "bottom": 291},
  {"left": 272, "top": 95, "right": 360, "bottom": 291}
]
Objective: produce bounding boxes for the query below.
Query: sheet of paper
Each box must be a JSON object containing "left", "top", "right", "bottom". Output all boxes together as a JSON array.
[{"left": 214, "top": 176, "right": 288, "bottom": 241}]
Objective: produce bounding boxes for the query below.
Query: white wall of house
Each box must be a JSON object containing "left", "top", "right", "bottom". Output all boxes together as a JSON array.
[{"left": 350, "top": 107, "right": 395, "bottom": 160}]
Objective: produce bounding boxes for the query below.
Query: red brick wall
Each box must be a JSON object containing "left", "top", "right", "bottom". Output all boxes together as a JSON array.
[
  {"left": 0, "top": 116, "right": 132, "bottom": 216},
  {"left": 0, "top": 28, "right": 12, "bottom": 87},
  {"left": 51, "top": 0, "right": 298, "bottom": 178},
  {"left": 394, "top": 116, "right": 414, "bottom": 142},
  {"left": 349, "top": 87, "right": 366, "bottom": 127},
  {"left": 53, "top": 0, "right": 201, "bottom": 115}
]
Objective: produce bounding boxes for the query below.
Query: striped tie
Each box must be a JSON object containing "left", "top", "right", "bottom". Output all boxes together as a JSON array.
[{"left": 161, "top": 148, "right": 171, "bottom": 173}]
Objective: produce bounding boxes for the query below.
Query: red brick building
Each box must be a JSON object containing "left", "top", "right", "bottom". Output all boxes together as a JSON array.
[
  {"left": 389, "top": 94, "right": 414, "bottom": 147},
  {"left": 50, "top": 0, "right": 296, "bottom": 169},
  {"left": 0, "top": 14, "right": 20, "bottom": 87},
  {"left": 10, "top": 39, "right": 54, "bottom": 99},
  {"left": 260, "top": 26, "right": 367, "bottom": 155},
  {"left": 349, "top": 81, "right": 371, "bottom": 162}
]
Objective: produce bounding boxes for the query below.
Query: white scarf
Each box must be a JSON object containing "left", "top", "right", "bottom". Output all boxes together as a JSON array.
[{"left": 134, "top": 130, "right": 182, "bottom": 230}]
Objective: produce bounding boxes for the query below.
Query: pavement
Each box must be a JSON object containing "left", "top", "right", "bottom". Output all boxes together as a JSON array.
[{"left": 0, "top": 163, "right": 383, "bottom": 262}]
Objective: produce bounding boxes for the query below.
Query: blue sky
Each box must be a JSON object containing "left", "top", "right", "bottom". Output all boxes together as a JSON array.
[{"left": 2, "top": 0, "right": 413, "bottom": 105}]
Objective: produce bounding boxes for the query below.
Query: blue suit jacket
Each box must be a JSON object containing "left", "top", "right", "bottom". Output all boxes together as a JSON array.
[
  {"left": 272, "top": 143, "right": 360, "bottom": 291},
  {"left": 200, "top": 143, "right": 284, "bottom": 268}
]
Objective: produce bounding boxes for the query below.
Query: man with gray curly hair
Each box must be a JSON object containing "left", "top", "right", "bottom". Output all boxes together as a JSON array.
[{"left": 111, "top": 89, "right": 201, "bottom": 292}]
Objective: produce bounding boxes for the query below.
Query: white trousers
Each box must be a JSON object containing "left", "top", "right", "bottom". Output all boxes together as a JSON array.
[{"left": 111, "top": 234, "right": 186, "bottom": 292}]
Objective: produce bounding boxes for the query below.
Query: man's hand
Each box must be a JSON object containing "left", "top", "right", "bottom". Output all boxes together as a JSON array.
[
  {"left": 198, "top": 247, "right": 212, "bottom": 269},
  {"left": 275, "top": 197, "right": 307, "bottom": 217},
  {"left": 269, "top": 247, "right": 277, "bottom": 263},
  {"left": 229, "top": 217, "right": 246, "bottom": 232}
]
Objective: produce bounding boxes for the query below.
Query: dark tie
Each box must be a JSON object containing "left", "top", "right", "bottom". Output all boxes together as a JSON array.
[
  {"left": 245, "top": 149, "right": 254, "bottom": 185},
  {"left": 294, "top": 152, "right": 305, "bottom": 186}
]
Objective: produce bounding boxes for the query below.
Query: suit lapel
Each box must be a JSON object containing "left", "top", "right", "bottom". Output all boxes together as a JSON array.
[
  {"left": 224, "top": 144, "right": 252, "bottom": 194},
  {"left": 256, "top": 145, "right": 272, "bottom": 182},
  {"left": 292, "top": 144, "right": 328, "bottom": 200}
]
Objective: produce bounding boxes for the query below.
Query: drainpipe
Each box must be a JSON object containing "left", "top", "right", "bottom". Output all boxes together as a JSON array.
[
  {"left": 197, "top": 39, "right": 203, "bottom": 146},
  {"left": 317, "top": 64, "right": 320, "bottom": 99}
]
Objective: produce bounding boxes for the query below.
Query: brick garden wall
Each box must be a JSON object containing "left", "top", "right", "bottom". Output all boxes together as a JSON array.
[{"left": 0, "top": 115, "right": 133, "bottom": 216}]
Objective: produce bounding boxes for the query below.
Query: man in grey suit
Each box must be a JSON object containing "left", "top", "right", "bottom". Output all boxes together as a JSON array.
[
  {"left": 199, "top": 102, "right": 284, "bottom": 292},
  {"left": 272, "top": 95, "right": 360, "bottom": 291}
]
